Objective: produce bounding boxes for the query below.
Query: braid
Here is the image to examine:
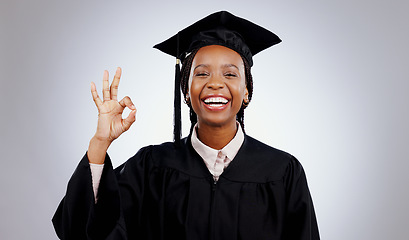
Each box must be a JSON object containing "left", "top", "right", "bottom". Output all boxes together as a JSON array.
[
  {"left": 180, "top": 49, "right": 199, "bottom": 134},
  {"left": 180, "top": 48, "right": 253, "bottom": 134},
  {"left": 237, "top": 56, "right": 253, "bottom": 133}
]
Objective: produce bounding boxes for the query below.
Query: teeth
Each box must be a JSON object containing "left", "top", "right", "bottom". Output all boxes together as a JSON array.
[
  {"left": 208, "top": 104, "right": 223, "bottom": 107},
  {"left": 204, "top": 97, "right": 228, "bottom": 104}
]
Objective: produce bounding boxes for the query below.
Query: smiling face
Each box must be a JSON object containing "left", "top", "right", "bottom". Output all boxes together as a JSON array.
[{"left": 187, "top": 45, "right": 249, "bottom": 129}]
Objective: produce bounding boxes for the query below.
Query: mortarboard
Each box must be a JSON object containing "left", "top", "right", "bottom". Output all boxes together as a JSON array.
[{"left": 154, "top": 11, "right": 281, "bottom": 146}]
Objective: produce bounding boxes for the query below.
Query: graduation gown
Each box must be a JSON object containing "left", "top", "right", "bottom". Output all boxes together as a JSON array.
[{"left": 52, "top": 135, "right": 320, "bottom": 240}]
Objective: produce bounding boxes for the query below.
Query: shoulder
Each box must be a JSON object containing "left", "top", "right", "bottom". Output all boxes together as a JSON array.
[
  {"left": 125, "top": 141, "right": 180, "bottom": 166},
  {"left": 127, "top": 140, "right": 182, "bottom": 160},
  {"left": 227, "top": 135, "right": 303, "bottom": 182},
  {"left": 124, "top": 137, "right": 206, "bottom": 177},
  {"left": 243, "top": 135, "right": 295, "bottom": 161},
  {"left": 150, "top": 139, "right": 188, "bottom": 163}
]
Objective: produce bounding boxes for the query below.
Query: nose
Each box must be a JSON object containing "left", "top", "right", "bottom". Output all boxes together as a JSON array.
[{"left": 207, "top": 75, "right": 224, "bottom": 89}]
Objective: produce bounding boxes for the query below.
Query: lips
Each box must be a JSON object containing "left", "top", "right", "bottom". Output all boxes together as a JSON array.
[{"left": 202, "top": 96, "right": 230, "bottom": 110}]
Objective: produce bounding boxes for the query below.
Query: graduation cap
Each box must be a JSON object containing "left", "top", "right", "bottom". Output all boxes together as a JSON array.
[{"left": 154, "top": 11, "right": 281, "bottom": 146}]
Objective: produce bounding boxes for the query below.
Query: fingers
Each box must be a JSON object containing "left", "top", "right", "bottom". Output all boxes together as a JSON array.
[
  {"left": 122, "top": 109, "right": 137, "bottom": 132},
  {"left": 110, "top": 67, "right": 121, "bottom": 101},
  {"left": 102, "top": 70, "right": 110, "bottom": 101},
  {"left": 118, "top": 96, "right": 136, "bottom": 111},
  {"left": 91, "top": 82, "right": 103, "bottom": 108},
  {"left": 92, "top": 67, "right": 125, "bottom": 109},
  {"left": 119, "top": 96, "right": 136, "bottom": 132}
]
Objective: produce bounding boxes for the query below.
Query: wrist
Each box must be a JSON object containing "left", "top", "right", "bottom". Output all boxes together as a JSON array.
[
  {"left": 88, "top": 136, "right": 111, "bottom": 164},
  {"left": 90, "top": 135, "right": 112, "bottom": 149}
]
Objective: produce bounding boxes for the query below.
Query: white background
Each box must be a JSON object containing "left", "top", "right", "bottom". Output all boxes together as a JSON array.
[{"left": 1, "top": 0, "right": 408, "bottom": 239}]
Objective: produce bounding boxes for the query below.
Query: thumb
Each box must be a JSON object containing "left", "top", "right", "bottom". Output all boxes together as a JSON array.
[{"left": 122, "top": 110, "right": 137, "bottom": 132}]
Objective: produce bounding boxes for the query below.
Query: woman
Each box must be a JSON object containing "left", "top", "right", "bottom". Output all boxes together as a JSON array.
[{"left": 53, "top": 11, "right": 320, "bottom": 240}]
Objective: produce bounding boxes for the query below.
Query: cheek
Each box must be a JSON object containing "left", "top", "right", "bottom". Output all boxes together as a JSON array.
[
  {"left": 231, "top": 80, "right": 247, "bottom": 98},
  {"left": 188, "top": 79, "right": 205, "bottom": 111},
  {"left": 189, "top": 76, "right": 209, "bottom": 95}
]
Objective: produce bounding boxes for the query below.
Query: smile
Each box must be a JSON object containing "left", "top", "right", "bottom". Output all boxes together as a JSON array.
[{"left": 202, "top": 96, "right": 230, "bottom": 110}]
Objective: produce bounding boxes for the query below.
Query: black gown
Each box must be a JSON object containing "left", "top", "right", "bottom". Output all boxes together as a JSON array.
[{"left": 52, "top": 135, "right": 320, "bottom": 240}]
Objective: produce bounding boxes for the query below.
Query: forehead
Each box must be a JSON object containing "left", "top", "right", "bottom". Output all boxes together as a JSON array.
[{"left": 192, "top": 45, "right": 244, "bottom": 67}]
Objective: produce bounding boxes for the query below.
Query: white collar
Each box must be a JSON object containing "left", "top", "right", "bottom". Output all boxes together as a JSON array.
[{"left": 191, "top": 122, "right": 244, "bottom": 163}]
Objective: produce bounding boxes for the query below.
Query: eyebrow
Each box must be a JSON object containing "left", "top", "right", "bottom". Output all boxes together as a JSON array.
[
  {"left": 193, "top": 64, "right": 239, "bottom": 70},
  {"left": 194, "top": 64, "right": 209, "bottom": 71},
  {"left": 222, "top": 64, "right": 239, "bottom": 70}
]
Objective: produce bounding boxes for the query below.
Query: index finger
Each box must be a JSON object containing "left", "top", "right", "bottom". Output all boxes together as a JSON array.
[{"left": 110, "top": 67, "right": 121, "bottom": 101}]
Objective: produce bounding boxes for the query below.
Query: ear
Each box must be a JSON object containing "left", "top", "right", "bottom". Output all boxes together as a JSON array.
[
  {"left": 244, "top": 87, "right": 249, "bottom": 101},
  {"left": 184, "top": 93, "right": 191, "bottom": 105}
]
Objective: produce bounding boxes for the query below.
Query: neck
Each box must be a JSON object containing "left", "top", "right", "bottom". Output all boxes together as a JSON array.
[{"left": 196, "top": 120, "right": 238, "bottom": 150}]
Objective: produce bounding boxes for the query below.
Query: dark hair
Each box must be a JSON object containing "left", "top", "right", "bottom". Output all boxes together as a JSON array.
[{"left": 180, "top": 48, "right": 253, "bottom": 134}]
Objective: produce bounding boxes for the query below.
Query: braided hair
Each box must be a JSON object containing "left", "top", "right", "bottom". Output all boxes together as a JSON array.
[{"left": 180, "top": 48, "right": 253, "bottom": 134}]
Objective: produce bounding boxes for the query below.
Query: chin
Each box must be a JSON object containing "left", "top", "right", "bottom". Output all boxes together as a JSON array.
[{"left": 198, "top": 115, "right": 237, "bottom": 128}]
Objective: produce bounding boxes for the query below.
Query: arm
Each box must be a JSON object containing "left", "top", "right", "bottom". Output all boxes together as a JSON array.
[
  {"left": 88, "top": 67, "right": 136, "bottom": 164},
  {"left": 52, "top": 68, "right": 137, "bottom": 239},
  {"left": 90, "top": 163, "right": 104, "bottom": 202},
  {"left": 282, "top": 158, "right": 320, "bottom": 240},
  {"left": 52, "top": 153, "right": 129, "bottom": 240}
]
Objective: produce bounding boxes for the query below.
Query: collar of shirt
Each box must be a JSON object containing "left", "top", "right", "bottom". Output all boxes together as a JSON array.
[{"left": 190, "top": 122, "right": 244, "bottom": 180}]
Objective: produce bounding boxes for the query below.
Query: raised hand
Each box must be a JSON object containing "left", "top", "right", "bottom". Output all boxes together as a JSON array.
[{"left": 88, "top": 67, "right": 136, "bottom": 164}]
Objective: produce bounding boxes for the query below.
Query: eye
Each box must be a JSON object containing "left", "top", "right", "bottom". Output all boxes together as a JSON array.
[
  {"left": 224, "top": 72, "right": 238, "bottom": 78},
  {"left": 195, "top": 72, "right": 209, "bottom": 77}
]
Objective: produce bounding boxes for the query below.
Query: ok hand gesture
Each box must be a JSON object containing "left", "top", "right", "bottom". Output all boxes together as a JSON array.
[{"left": 88, "top": 67, "right": 136, "bottom": 164}]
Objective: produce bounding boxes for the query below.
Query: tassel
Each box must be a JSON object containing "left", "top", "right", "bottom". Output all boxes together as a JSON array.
[{"left": 173, "top": 58, "right": 181, "bottom": 147}]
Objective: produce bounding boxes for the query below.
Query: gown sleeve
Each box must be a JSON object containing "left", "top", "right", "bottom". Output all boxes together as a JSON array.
[
  {"left": 52, "top": 146, "right": 153, "bottom": 240},
  {"left": 282, "top": 157, "right": 320, "bottom": 240}
]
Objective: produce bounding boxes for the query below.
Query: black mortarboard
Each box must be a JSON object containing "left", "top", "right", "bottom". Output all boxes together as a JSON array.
[{"left": 154, "top": 11, "right": 281, "bottom": 146}]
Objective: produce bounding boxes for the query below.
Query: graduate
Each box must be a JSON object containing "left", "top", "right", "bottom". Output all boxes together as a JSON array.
[{"left": 53, "top": 11, "right": 320, "bottom": 240}]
